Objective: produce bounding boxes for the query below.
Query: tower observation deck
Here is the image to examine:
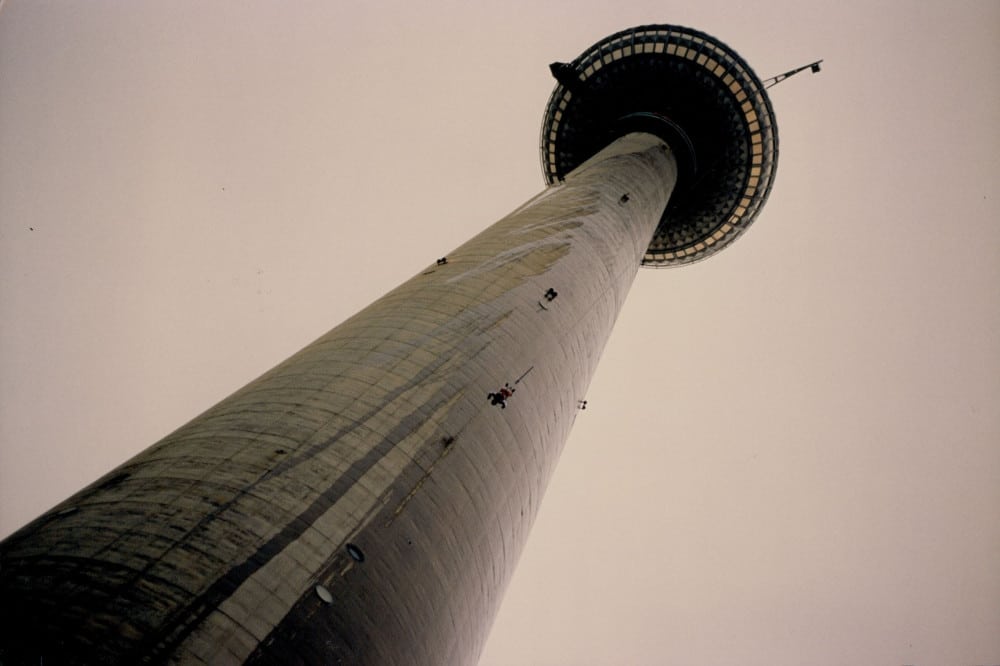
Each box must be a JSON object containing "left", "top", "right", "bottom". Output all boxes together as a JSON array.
[
  {"left": 543, "top": 24, "right": 777, "bottom": 265},
  {"left": 0, "top": 25, "right": 778, "bottom": 666}
]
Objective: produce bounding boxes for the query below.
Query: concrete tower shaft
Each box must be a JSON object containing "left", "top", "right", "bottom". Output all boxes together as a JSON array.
[
  {"left": 1, "top": 22, "right": 780, "bottom": 666},
  {"left": 0, "top": 135, "right": 679, "bottom": 665}
]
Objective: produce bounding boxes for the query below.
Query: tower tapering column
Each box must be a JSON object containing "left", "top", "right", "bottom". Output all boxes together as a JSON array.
[{"left": 0, "top": 24, "right": 778, "bottom": 666}]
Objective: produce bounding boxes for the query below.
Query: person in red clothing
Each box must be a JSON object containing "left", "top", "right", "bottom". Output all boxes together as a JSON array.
[{"left": 487, "top": 383, "right": 515, "bottom": 409}]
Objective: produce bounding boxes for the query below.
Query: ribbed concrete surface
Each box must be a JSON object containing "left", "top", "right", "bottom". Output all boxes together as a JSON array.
[{"left": 0, "top": 133, "right": 677, "bottom": 665}]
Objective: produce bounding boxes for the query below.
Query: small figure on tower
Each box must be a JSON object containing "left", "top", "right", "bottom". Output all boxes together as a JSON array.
[{"left": 487, "top": 383, "right": 516, "bottom": 409}]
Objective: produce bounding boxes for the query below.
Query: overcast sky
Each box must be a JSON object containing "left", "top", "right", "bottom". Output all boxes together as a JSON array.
[{"left": 1, "top": 2, "right": 998, "bottom": 664}]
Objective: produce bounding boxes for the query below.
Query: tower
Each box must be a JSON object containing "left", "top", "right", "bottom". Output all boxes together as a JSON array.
[{"left": 0, "top": 23, "right": 777, "bottom": 665}]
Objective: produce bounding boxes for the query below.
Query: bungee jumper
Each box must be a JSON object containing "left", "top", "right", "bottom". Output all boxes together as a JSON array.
[{"left": 487, "top": 366, "right": 534, "bottom": 409}]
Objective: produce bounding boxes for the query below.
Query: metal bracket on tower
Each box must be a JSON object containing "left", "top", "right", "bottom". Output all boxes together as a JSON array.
[{"left": 763, "top": 60, "right": 823, "bottom": 89}]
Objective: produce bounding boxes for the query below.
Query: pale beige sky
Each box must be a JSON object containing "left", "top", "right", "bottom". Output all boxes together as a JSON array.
[{"left": 1, "top": 1, "right": 998, "bottom": 664}]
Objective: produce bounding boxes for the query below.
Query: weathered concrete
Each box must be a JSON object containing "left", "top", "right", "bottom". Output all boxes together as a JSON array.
[{"left": 0, "top": 134, "right": 677, "bottom": 665}]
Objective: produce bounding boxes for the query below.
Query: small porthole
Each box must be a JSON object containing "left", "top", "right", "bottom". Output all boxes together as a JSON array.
[
  {"left": 345, "top": 543, "right": 365, "bottom": 562},
  {"left": 315, "top": 584, "right": 333, "bottom": 604}
]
